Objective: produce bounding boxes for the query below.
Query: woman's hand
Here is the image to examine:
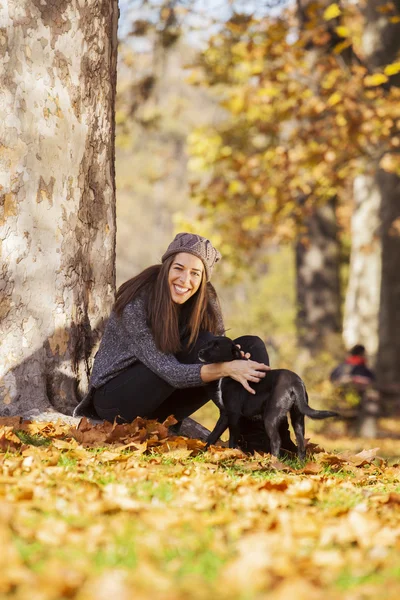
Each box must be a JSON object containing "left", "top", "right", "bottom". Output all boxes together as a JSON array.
[
  {"left": 223, "top": 359, "right": 270, "bottom": 394},
  {"left": 236, "top": 344, "right": 251, "bottom": 360}
]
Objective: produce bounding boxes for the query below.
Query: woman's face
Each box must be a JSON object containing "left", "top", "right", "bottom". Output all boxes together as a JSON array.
[{"left": 168, "top": 252, "right": 204, "bottom": 304}]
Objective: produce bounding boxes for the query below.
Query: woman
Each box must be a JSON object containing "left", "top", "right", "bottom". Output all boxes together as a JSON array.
[{"left": 73, "top": 232, "right": 272, "bottom": 428}]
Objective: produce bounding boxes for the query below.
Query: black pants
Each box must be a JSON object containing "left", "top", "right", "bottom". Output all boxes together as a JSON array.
[{"left": 93, "top": 333, "right": 268, "bottom": 424}]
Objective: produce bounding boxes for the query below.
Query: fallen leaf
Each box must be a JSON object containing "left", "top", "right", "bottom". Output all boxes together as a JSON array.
[
  {"left": 341, "top": 447, "right": 382, "bottom": 466},
  {"left": 205, "top": 447, "right": 246, "bottom": 462},
  {"left": 0, "top": 430, "right": 22, "bottom": 452},
  {"left": 287, "top": 479, "right": 318, "bottom": 499},
  {"left": 162, "top": 415, "right": 178, "bottom": 428},
  {"left": 270, "top": 458, "right": 294, "bottom": 472},
  {"left": 0, "top": 417, "right": 22, "bottom": 427},
  {"left": 259, "top": 480, "right": 289, "bottom": 492},
  {"left": 299, "top": 462, "right": 322, "bottom": 474}
]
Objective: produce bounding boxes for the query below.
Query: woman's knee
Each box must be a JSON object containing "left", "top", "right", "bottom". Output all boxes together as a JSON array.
[
  {"left": 233, "top": 335, "right": 269, "bottom": 364},
  {"left": 234, "top": 335, "right": 265, "bottom": 349}
]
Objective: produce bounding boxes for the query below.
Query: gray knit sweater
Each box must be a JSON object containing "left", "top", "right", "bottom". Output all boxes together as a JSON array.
[{"left": 73, "top": 293, "right": 224, "bottom": 418}]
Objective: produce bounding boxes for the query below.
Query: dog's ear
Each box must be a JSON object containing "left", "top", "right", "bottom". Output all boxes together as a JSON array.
[{"left": 231, "top": 345, "right": 242, "bottom": 359}]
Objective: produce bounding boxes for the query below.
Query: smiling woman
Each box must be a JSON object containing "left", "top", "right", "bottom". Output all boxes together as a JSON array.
[
  {"left": 73, "top": 233, "right": 272, "bottom": 434},
  {"left": 168, "top": 254, "right": 203, "bottom": 304}
]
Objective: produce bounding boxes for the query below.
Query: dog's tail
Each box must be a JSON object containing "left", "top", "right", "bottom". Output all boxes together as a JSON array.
[{"left": 295, "top": 386, "right": 339, "bottom": 420}]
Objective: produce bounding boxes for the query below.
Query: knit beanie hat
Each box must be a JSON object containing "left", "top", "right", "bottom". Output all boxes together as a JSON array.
[{"left": 162, "top": 233, "right": 221, "bottom": 281}]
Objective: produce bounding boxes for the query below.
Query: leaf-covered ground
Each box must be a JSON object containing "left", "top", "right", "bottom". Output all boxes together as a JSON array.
[{"left": 1, "top": 416, "right": 399, "bottom": 600}]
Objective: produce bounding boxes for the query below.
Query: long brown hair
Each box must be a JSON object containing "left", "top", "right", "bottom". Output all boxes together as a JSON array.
[{"left": 114, "top": 257, "right": 222, "bottom": 353}]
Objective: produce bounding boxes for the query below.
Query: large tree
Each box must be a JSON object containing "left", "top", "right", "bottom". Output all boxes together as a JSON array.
[
  {"left": 343, "top": 0, "right": 400, "bottom": 385},
  {"left": 0, "top": 0, "right": 119, "bottom": 417}
]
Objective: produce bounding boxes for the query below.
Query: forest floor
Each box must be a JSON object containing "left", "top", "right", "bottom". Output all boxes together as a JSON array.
[{"left": 0, "top": 415, "right": 399, "bottom": 600}]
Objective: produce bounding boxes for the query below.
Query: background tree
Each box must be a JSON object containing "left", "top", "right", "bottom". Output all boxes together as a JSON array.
[
  {"left": 295, "top": 198, "right": 341, "bottom": 354},
  {"left": 186, "top": 1, "right": 400, "bottom": 378},
  {"left": 362, "top": 0, "right": 400, "bottom": 385},
  {"left": 115, "top": 3, "right": 219, "bottom": 284},
  {"left": 294, "top": 0, "right": 343, "bottom": 355},
  {"left": 0, "top": 0, "right": 118, "bottom": 417}
]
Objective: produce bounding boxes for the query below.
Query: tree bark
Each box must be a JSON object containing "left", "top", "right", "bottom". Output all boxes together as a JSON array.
[
  {"left": 0, "top": 1, "right": 118, "bottom": 417},
  {"left": 295, "top": 200, "right": 342, "bottom": 353},
  {"left": 375, "top": 170, "right": 400, "bottom": 383}
]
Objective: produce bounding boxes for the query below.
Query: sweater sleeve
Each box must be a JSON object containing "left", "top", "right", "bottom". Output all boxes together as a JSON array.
[{"left": 121, "top": 297, "right": 204, "bottom": 389}]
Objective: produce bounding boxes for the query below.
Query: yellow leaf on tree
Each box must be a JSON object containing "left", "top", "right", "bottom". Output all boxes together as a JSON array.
[
  {"left": 364, "top": 73, "right": 389, "bottom": 86},
  {"left": 327, "top": 91, "right": 342, "bottom": 106},
  {"left": 384, "top": 62, "right": 400, "bottom": 76},
  {"left": 335, "top": 26, "right": 349, "bottom": 37},
  {"left": 228, "top": 180, "right": 245, "bottom": 194},
  {"left": 229, "top": 95, "right": 245, "bottom": 114},
  {"left": 336, "top": 114, "right": 347, "bottom": 126},
  {"left": 258, "top": 87, "right": 280, "bottom": 98},
  {"left": 334, "top": 39, "right": 352, "bottom": 54},
  {"left": 323, "top": 4, "right": 341, "bottom": 20},
  {"left": 377, "top": 3, "right": 396, "bottom": 14},
  {"left": 220, "top": 145, "right": 232, "bottom": 157},
  {"left": 379, "top": 153, "right": 400, "bottom": 175},
  {"left": 242, "top": 215, "right": 261, "bottom": 231}
]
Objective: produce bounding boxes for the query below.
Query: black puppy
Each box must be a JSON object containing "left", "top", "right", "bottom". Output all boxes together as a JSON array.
[{"left": 199, "top": 336, "right": 338, "bottom": 460}]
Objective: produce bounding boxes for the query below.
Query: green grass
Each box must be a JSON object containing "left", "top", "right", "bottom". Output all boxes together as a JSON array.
[
  {"left": 92, "top": 537, "right": 138, "bottom": 570},
  {"left": 15, "top": 430, "right": 51, "bottom": 446},
  {"left": 13, "top": 538, "right": 46, "bottom": 572},
  {"left": 335, "top": 566, "right": 400, "bottom": 590},
  {"left": 57, "top": 453, "right": 78, "bottom": 468},
  {"left": 162, "top": 544, "right": 226, "bottom": 581},
  {"left": 12, "top": 514, "right": 227, "bottom": 582},
  {"left": 14, "top": 532, "right": 138, "bottom": 573},
  {"left": 322, "top": 466, "right": 357, "bottom": 478},
  {"left": 130, "top": 480, "right": 176, "bottom": 503},
  {"left": 313, "top": 487, "right": 365, "bottom": 510}
]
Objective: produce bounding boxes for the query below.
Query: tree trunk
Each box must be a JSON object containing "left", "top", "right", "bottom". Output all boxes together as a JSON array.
[
  {"left": 375, "top": 170, "right": 400, "bottom": 383},
  {"left": 343, "top": 175, "right": 382, "bottom": 360},
  {"left": 0, "top": 1, "right": 118, "bottom": 417},
  {"left": 295, "top": 200, "right": 342, "bottom": 353},
  {"left": 362, "top": 0, "right": 400, "bottom": 385},
  {"left": 341, "top": 0, "right": 400, "bottom": 436},
  {"left": 294, "top": 5, "right": 343, "bottom": 358}
]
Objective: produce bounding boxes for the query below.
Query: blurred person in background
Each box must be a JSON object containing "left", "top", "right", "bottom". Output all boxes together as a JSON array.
[{"left": 330, "top": 344, "right": 375, "bottom": 388}]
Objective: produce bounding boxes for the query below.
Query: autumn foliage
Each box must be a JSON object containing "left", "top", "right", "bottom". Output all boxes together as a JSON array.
[
  {"left": 187, "top": 1, "right": 400, "bottom": 262},
  {"left": 1, "top": 416, "right": 399, "bottom": 599}
]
